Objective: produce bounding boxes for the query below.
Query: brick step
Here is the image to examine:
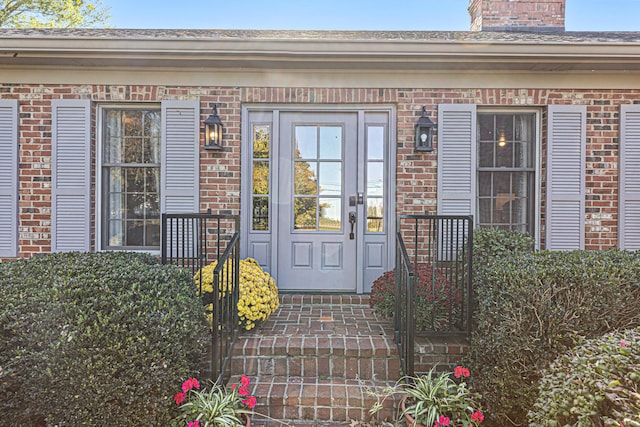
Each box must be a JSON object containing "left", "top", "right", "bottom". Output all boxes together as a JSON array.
[
  {"left": 278, "top": 294, "right": 370, "bottom": 306},
  {"left": 240, "top": 376, "right": 401, "bottom": 425},
  {"left": 231, "top": 335, "right": 401, "bottom": 381}
]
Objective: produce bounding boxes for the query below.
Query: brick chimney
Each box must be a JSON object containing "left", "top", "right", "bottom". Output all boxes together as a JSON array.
[{"left": 469, "top": 0, "right": 566, "bottom": 32}]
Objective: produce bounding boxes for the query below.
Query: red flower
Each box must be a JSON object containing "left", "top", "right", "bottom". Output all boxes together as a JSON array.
[
  {"left": 173, "top": 392, "right": 186, "bottom": 405},
  {"left": 621, "top": 340, "right": 631, "bottom": 347},
  {"left": 242, "top": 395, "right": 257, "bottom": 409},
  {"left": 435, "top": 415, "right": 450, "bottom": 426},
  {"left": 472, "top": 411, "right": 484, "bottom": 423},
  {"left": 241, "top": 375, "right": 251, "bottom": 387},
  {"left": 182, "top": 377, "right": 200, "bottom": 393},
  {"left": 238, "top": 385, "right": 250, "bottom": 397},
  {"left": 188, "top": 421, "right": 201, "bottom": 427},
  {"left": 230, "top": 383, "right": 237, "bottom": 390},
  {"left": 454, "top": 365, "right": 470, "bottom": 378}
]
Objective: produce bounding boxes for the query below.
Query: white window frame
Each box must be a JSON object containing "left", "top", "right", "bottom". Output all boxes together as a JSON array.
[
  {"left": 476, "top": 108, "right": 542, "bottom": 248},
  {"left": 96, "top": 103, "right": 162, "bottom": 255}
]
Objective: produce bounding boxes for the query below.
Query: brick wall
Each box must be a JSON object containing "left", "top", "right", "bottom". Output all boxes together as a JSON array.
[
  {"left": 469, "top": 0, "right": 566, "bottom": 31},
  {"left": 2, "top": 84, "right": 639, "bottom": 258}
]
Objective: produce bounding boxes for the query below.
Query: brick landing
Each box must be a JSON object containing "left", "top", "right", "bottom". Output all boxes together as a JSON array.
[{"left": 231, "top": 294, "right": 402, "bottom": 426}]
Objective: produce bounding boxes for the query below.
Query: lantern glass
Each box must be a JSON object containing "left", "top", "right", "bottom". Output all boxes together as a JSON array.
[{"left": 203, "top": 106, "right": 223, "bottom": 150}]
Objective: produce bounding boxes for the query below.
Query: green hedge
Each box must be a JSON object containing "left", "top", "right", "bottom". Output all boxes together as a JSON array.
[
  {"left": 465, "top": 228, "right": 640, "bottom": 426},
  {"left": 529, "top": 327, "right": 640, "bottom": 426},
  {"left": 0, "top": 252, "right": 209, "bottom": 426}
]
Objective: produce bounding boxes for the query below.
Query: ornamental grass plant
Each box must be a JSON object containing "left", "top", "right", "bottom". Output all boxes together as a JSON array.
[
  {"left": 370, "top": 366, "right": 484, "bottom": 427},
  {"left": 172, "top": 376, "right": 256, "bottom": 427}
]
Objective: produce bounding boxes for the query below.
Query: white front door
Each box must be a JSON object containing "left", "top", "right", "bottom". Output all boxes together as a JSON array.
[
  {"left": 242, "top": 107, "right": 394, "bottom": 293},
  {"left": 277, "top": 112, "right": 358, "bottom": 291}
]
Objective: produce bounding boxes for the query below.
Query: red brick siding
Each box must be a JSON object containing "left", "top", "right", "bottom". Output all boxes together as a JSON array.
[
  {"left": 469, "top": 0, "right": 566, "bottom": 31},
  {"left": 2, "top": 84, "right": 639, "bottom": 258}
]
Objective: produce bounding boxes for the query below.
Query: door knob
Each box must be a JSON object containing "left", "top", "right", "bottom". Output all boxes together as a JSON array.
[{"left": 349, "top": 211, "right": 356, "bottom": 240}]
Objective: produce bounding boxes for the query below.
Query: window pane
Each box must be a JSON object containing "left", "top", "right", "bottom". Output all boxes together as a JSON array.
[
  {"left": 124, "top": 137, "right": 143, "bottom": 163},
  {"left": 126, "top": 220, "right": 144, "bottom": 246},
  {"left": 319, "top": 162, "right": 341, "bottom": 195},
  {"left": 252, "top": 196, "right": 269, "bottom": 231},
  {"left": 253, "top": 125, "right": 270, "bottom": 159},
  {"left": 319, "top": 126, "right": 341, "bottom": 160},
  {"left": 367, "top": 162, "right": 384, "bottom": 196},
  {"left": 145, "top": 221, "right": 160, "bottom": 246},
  {"left": 295, "top": 126, "right": 317, "bottom": 159},
  {"left": 367, "top": 126, "right": 384, "bottom": 160},
  {"left": 294, "top": 197, "right": 317, "bottom": 230},
  {"left": 142, "top": 138, "right": 160, "bottom": 163},
  {"left": 124, "top": 110, "right": 142, "bottom": 136},
  {"left": 496, "top": 142, "right": 513, "bottom": 168},
  {"left": 319, "top": 198, "right": 341, "bottom": 231},
  {"left": 367, "top": 198, "right": 384, "bottom": 233},
  {"left": 108, "top": 220, "right": 123, "bottom": 246},
  {"left": 478, "top": 114, "right": 494, "bottom": 141},
  {"left": 253, "top": 161, "right": 269, "bottom": 195},
  {"left": 295, "top": 161, "right": 317, "bottom": 195}
]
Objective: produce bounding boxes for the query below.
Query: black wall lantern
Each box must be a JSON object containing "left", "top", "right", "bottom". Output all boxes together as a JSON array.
[
  {"left": 415, "top": 106, "right": 436, "bottom": 152},
  {"left": 203, "top": 104, "right": 223, "bottom": 150}
]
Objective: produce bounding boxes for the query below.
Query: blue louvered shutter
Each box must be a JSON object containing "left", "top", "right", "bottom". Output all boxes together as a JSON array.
[
  {"left": 51, "top": 99, "right": 91, "bottom": 252},
  {"left": 0, "top": 100, "right": 18, "bottom": 257},
  {"left": 619, "top": 104, "right": 640, "bottom": 250},
  {"left": 437, "top": 104, "right": 476, "bottom": 260},
  {"left": 437, "top": 104, "right": 477, "bottom": 216},
  {"left": 546, "top": 105, "right": 586, "bottom": 250},
  {"left": 161, "top": 101, "right": 200, "bottom": 258},
  {"left": 161, "top": 100, "right": 199, "bottom": 213}
]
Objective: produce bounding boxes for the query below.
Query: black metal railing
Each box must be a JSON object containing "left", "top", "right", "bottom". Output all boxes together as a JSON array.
[
  {"left": 161, "top": 212, "right": 240, "bottom": 385},
  {"left": 395, "top": 214, "right": 473, "bottom": 377},
  {"left": 394, "top": 231, "right": 416, "bottom": 379}
]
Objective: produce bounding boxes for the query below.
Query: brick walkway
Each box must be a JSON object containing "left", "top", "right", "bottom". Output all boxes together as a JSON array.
[{"left": 230, "top": 294, "right": 402, "bottom": 426}]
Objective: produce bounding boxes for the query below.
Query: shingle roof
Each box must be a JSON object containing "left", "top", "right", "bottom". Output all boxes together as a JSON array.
[{"left": 1, "top": 28, "right": 640, "bottom": 44}]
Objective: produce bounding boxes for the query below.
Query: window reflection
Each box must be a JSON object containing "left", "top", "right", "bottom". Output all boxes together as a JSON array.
[{"left": 252, "top": 124, "right": 271, "bottom": 231}]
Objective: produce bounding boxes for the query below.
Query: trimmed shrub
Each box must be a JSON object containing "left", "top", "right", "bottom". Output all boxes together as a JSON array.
[
  {"left": 370, "top": 265, "right": 458, "bottom": 331},
  {"left": 0, "top": 252, "right": 209, "bottom": 427},
  {"left": 465, "top": 229, "right": 640, "bottom": 426},
  {"left": 529, "top": 328, "right": 640, "bottom": 427}
]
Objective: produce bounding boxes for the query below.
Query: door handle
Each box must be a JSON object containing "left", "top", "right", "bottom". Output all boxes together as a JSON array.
[{"left": 349, "top": 211, "right": 356, "bottom": 240}]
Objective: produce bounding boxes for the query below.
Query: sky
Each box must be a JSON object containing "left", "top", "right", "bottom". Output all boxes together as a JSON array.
[{"left": 105, "top": 0, "right": 640, "bottom": 31}]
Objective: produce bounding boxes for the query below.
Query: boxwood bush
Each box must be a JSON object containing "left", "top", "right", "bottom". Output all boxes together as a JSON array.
[
  {"left": 0, "top": 252, "right": 209, "bottom": 426},
  {"left": 529, "top": 327, "right": 640, "bottom": 426},
  {"left": 465, "top": 228, "right": 640, "bottom": 426}
]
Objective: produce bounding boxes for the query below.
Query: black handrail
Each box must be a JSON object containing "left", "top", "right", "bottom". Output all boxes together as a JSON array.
[
  {"left": 395, "top": 231, "right": 416, "bottom": 378},
  {"left": 395, "top": 214, "right": 473, "bottom": 377},
  {"left": 210, "top": 230, "right": 240, "bottom": 385}
]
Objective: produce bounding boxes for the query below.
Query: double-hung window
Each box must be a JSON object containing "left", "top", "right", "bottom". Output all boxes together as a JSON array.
[
  {"left": 101, "top": 107, "right": 161, "bottom": 250},
  {"left": 477, "top": 112, "right": 537, "bottom": 236}
]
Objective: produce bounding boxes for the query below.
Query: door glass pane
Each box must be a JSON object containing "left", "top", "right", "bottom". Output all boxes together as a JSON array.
[
  {"left": 367, "top": 162, "right": 383, "bottom": 196},
  {"left": 295, "top": 161, "right": 317, "bottom": 195},
  {"left": 319, "top": 126, "right": 342, "bottom": 159},
  {"left": 253, "top": 125, "right": 270, "bottom": 159},
  {"left": 253, "top": 161, "right": 269, "bottom": 195},
  {"left": 295, "top": 126, "right": 317, "bottom": 159},
  {"left": 319, "top": 162, "right": 341, "bottom": 195},
  {"left": 367, "top": 126, "right": 384, "bottom": 160},
  {"left": 252, "top": 124, "right": 271, "bottom": 231},
  {"left": 367, "top": 198, "right": 384, "bottom": 232},
  {"left": 252, "top": 197, "right": 269, "bottom": 231},
  {"left": 294, "top": 197, "right": 317, "bottom": 230},
  {"left": 319, "top": 198, "right": 341, "bottom": 231}
]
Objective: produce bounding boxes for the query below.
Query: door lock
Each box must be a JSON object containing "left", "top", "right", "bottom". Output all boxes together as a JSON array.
[{"left": 349, "top": 211, "right": 356, "bottom": 240}]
